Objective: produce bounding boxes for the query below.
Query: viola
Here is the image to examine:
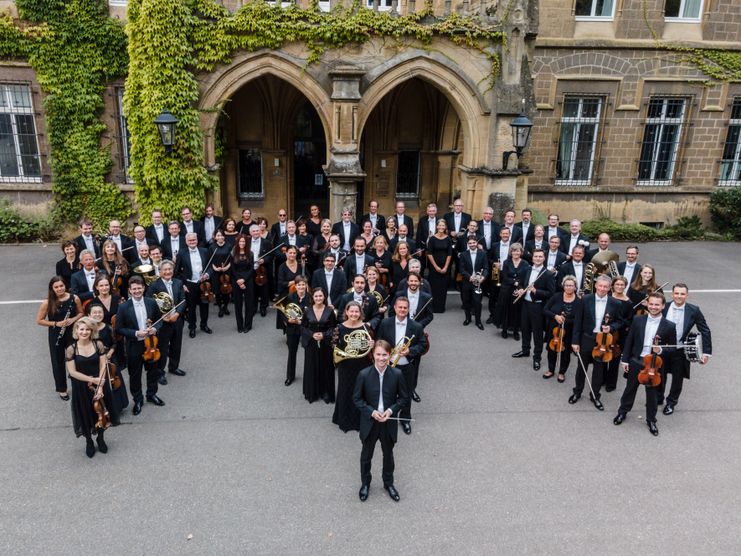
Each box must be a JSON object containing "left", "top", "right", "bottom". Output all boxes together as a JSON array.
[
  {"left": 592, "top": 312, "right": 614, "bottom": 363},
  {"left": 111, "top": 264, "right": 123, "bottom": 296},
  {"left": 142, "top": 319, "right": 160, "bottom": 363},
  {"left": 108, "top": 359, "right": 122, "bottom": 390},
  {"left": 110, "top": 314, "right": 121, "bottom": 343},
  {"left": 638, "top": 335, "right": 663, "bottom": 387},
  {"left": 88, "top": 377, "right": 111, "bottom": 430},
  {"left": 219, "top": 273, "right": 232, "bottom": 295},
  {"left": 255, "top": 264, "right": 268, "bottom": 287},
  {"left": 548, "top": 318, "right": 566, "bottom": 353},
  {"left": 200, "top": 280, "right": 215, "bottom": 303},
  {"left": 610, "top": 330, "right": 622, "bottom": 359}
]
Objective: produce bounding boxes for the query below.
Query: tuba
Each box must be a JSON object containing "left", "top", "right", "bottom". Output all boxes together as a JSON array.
[
  {"left": 153, "top": 292, "right": 174, "bottom": 314},
  {"left": 132, "top": 264, "right": 158, "bottom": 285},
  {"left": 590, "top": 250, "right": 620, "bottom": 278},
  {"left": 333, "top": 328, "right": 374, "bottom": 364}
]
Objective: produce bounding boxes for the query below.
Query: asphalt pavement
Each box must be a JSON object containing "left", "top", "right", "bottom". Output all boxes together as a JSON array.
[{"left": 0, "top": 241, "right": 740, "bottom": 554}]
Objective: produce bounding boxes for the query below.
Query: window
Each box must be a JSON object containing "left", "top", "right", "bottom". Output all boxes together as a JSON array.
[
  {"left": 318, "top": 1, "right": 330, "bottom": 12},
  {"left": 0, "top": 84, "right": 41, "bottom": 182},
  {"left": 396, "top": 150, "right": 420, "bottom": 198},
  {"left": 238, "top": 148, "right": 263, "bottom": 199},
  {"left": 575, "top": 0, "right": 615, "bottom": 19},
  {"left": 637, "top": 98, "right": 686, "bottom": 185},
  {"left": 556, "top": 96, "right": 603, "bottom": 185},
  {"left": 116, "top": 88, "right": 132, "bottom": 182},
  {"left": 720, "top": 98, "right": 741, "bottom": 186},
  {"left": 366, "top": 0, "right": 394, "bottom": 11},
  {"left": 665, "top": 0, "right": 703, "bottom": 21}
]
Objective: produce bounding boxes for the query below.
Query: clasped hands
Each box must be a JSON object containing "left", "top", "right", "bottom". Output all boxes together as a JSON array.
[{"left": 371, "top": 409, "right": 392, "bottom": 422}]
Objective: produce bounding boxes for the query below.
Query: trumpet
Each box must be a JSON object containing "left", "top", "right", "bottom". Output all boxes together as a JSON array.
[
  {"left": 333, "top": 327, "right": 374, "bottom": 364},
  {"left": 390, "top": 334, "right": 415, "bottom": 367},
  {"left": 473, "top": 269, "right": 485, "bottom": 295}
]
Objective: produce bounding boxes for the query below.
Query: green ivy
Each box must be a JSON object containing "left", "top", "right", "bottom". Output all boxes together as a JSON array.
[{"left": 15, "top": 0, "right": 131, "bottom": 228}]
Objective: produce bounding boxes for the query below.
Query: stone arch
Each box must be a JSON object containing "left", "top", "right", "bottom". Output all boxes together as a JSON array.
[
  {"left": 357, "top": 54, "right": 490, "bottom": 168},
  {"left": 198, "top": 51, "right": 333, "bottom": 166}
]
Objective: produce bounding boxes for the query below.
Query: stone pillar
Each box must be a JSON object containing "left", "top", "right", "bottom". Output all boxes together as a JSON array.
[{"left": 325, "top": 66, "right": 366, "bottom": 222}]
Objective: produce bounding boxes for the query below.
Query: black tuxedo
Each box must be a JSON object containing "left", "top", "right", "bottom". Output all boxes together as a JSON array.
[
  {"left": 331, "top": 221, "right": 360, "bottom": 251},
  {"left": 249, "top": 238, "right": 274, "bottom": 312},
  {"left": 545, "top": 226, "right": 568, "bottom": 246},
  {"left": 175, "top": 247, "right": 212, "bottom": 330},
  {"left": 145, "top": 224, "right": 167, "bottom": 247},
  {"left": 390, "top": 290, "right": 434, "bottom": 328},
  {"left": 70, "top": 268, "right": 97, "bottom": 302},
  {"left": 73, "top": 235, "right": 101, "bottom": 259},
  {"left": 337, "top": 291, "right": 381, "bottom": 330},
  {"left": 519, "top": 267, "right": 556, "bottom": 359},
  {"left": 415, "top": 217, "right": 439, "bottom": 246},
  {"left": 514, "top": 221, "right": 535, "bottom": 244},
  {"left": 523, "top": 239, "right": 548, "bottom": 263},
  {"left": 617, "top": 261, "right": 642, "bottom": 287},
  {"left": 561, "top": 233, "right": 590, "bottom": 255},
  {"left": 618, "top": 315, "right": 676, "bottom": 422},
  {"left": 353, "top": 364, "right": 410, "bottom": 487},
  {"left": 501, "top": 225, "right": 523, "bottom": 245},
  {"left": 146, "top": 277, "right": 186, "bottom": 374},
  {"left": 270, "top": 221, "right": 289, "bottom": 242},
  {"left": 343, "top": 253, "right": 375, "bottom": 283},
  {"left": 660, "top": 302, "right": 712, "bottom": 405},
  {"left": 391, "top": 214, "right": 414, "bottom": 234},
  {"left": 476, "top": 219, "right": 501, "bottom": 252},
  {"left": 542, "top": 249, "right": 568, "bottom": 272},
  {"left": 180, "top": 220, "right": 206, "bottom": 246},
  {"left": 200, "top": 215, "right": 223, "bottom": 244},
  {"left": 388, "top": 236, "right": 417, "bottom": 255},
  {"left": 161, "top": 235, "right": 187, "bottom": 261},
  {"left": 558, "top": 260, "right": 588, "bottom": 292},
  {"left": 311, "top": 268, "right": 347, "bottom": 307},
  {"left": 486, "top": 241, "right": 512, "bottom": 315},
  {"left": 360, "top": 213, "right": 386, "bottom": 234},
  {"left": 115, "top": 297, "right": 163, "bottom": 403},
  {"left": 459, "top": 249, "right": 488, "bottom": 324},
  {"left": 444, "top": 211, "right": 472, "bottom": 237}
]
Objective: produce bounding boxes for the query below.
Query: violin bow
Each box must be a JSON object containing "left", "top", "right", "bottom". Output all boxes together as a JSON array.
[
  {"left": 573, "top": 349, "right": 598, "bottom": 403},
  {"left": 150, "top": 299, "right": 187, "bottom": 328},
  {"left": 632, "top": 281, "right": 670, "bottom": 310},
  {"left": 411, "top": 297, "right": 433, "bottom": 321}
]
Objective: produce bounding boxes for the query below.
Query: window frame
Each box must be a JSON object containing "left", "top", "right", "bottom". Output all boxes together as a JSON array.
[
  {"left": 555, "top": 95, "right": 604, "bottom": 186},
  {"left": 115, "top": 87, "right": 132, "bottom": 183},
  {"left": 664, "top": 0, "right": 703, "bottom": 22},
  {"left": 719, "top": 97, "right": 741, "bottom": 187},
  {"left": 0, "top": 83, "right": 42, "bottom": 183},
  {"left": 636, "top": 97, "right": 687, "bottom": 186},
  {"left": 574, "top": 0, "right": 616, "bottom": 21},
  {"left": 396, "top": 150, "right": 420, "bottom": 199},
  {"left": 237, "top": 147, "right": 264, "bottom": 201}
]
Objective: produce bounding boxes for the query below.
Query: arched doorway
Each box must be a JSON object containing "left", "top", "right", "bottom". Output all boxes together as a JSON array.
[{"left": 292, "top": 102, "right": 327, "bottom": 217}]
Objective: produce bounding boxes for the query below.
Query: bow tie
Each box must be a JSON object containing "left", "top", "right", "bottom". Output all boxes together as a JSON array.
[{"left": 189, "top": 249, "right": 198, "bottom": 254}]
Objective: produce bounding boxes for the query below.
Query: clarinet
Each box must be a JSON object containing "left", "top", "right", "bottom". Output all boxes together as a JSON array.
[{"left": 55, "top": 297, "right": 74, "bottom": 347}]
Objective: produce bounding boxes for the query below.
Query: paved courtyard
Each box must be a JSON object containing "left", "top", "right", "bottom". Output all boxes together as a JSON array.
[{"left": 0, "top": 241, "right": 739, "bottom": 554}]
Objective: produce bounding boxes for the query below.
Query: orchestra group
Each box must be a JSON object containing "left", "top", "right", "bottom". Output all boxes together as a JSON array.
[{"left": 36, "top": 200, "right": 712, "bottom": 501}]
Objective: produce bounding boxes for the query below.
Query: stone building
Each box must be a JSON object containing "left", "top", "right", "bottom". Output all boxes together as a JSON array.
[{"left": 529, "top": 0, "right": 741, "bottom": 226}]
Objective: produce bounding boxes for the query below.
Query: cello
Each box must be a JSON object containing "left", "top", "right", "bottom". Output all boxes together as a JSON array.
[{"left": 638, "top": 335, "right": 663, "bottom": 387}]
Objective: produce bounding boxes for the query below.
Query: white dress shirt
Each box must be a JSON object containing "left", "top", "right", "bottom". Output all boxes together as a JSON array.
[
  {"left": 188, "top": 249, "right": 202, "bottom": 282},
  {"left": 482, "top": 221, "right": 492, "bottom": 249},
  {"left": 82, "top": 234, "right": 95, "bottom": 253},
  {"left": 522, "top": 222, "right": 530, "bottom": 240},
  {"left": 593, "top": 295, "right": 609, "bottom": 333},
  {"left": 110, "top": 235, "right": 122, "bottom": 252},
  {"left": 407, "top": 290, "right": 419, "bottom": 317},
  {"left": 394, "top": 318, "right": 410, "bottom": 366},
  {"left": 547, "top": 250, "right": 559, "bottom": 269},
  {"left": 169, "top": 236, "right": 181, "bottom": 259},
  {"left": 184, "top": 221, "right": 194, "bottom": 234},
  {"left": 547, "top": 226, "right": 560, "bottom": 240},
  {"left": 133, "top": 298, "right": 148, "bottom": 340},
  {"left": 454, "top": 213, "right": 462, "bottom": 233},
  {"left": 669, "top": 303, "right": 685, "bottom": 341},
  {"left": 204, "top": 217, "right": 215, "bottom": 242},
  {"left": 498, "top": 242, "right": 510, "bottom": 262},
  {"left": 325, "top": 271, "right": 334, "bottom": 302},
  {"left": 342, "top": 222, "right": 352, "bottom": 251},
  {"left": 369, "top": 214, "right": 378, "bottom": 230},
  {"left": 641, "top": 315, "right": 662, "bottom": 356},
  {"left": 572, "top": 261, "right": 584, "bottom": 289},
  {"left": 623, "top": 263, "right": 637, "bottom": 287},
  {"left": 251, "top": 239, "right": 261, "bottom": 268},
  {"left": 163, "top": 279, "right": 173, "bottom": 298},
  {"left": 568, "top": 235, "right": 580, "bottom": 255},
  {"left": 525, "top": 266, "right": 543, "bottom": 302},
  {"left": 355, "top": 254, "right": 366, "bottom": 274},
  {"left": 427, "top": 217, "right": 436, "bottom": 237},
  {"left": 375, "top": 367, "right": 386, "bottom": 412},
  {"left": 85, "top": 268, "right": 96, "bottom": 291},
  {"left": 153, "top": 224, "right": 165, "bottom": 242}
]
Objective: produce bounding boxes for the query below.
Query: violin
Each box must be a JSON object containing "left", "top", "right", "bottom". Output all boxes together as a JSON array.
[
  {"left": 638, "top": 335, "right": 663, "bottom": 387},
  {"left": 219, "top": 273, "right": 232, "bottom": 295},
  {"left": 610, "top": 330, "right": 622, "bottom": 359},
  {"left": 142, "top": 319, "right": 160, "bottom": 363},
  {"left": 255, "top": 264, "right": 268, "bottom": 287},
  {"left": 107, "top": 358, "right": 122, "bottom": 390},
  {"left": 88, "top": 376, "right": 111, "bottom": 430},
  {"left": 110, "top": 314, "right": 121, "bottom": 342},
  {"left": 111, "top": 264, "right": 123, "bottom": 296},
  {"left": 548, "top": 317, "right": 566, "bottom": 353},
  {"left": 592, "top": 313, "right": 614, "bottom": 363},
  {"left": 200, "top": 280, "right": 215, "bottom": 303}
]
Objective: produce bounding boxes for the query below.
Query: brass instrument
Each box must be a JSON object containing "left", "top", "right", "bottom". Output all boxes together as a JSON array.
[
  {"left": 368, "top": 289, "right": 384, "bottom": 307},
  {"left": 390, "top": 334, "right": 415, "bottom": 367},
  {"left": 473, "top": 269, "right": 485, "bottom": 295},
  {"left": 132, "top": 263, "right": 158, "bottom": 285},
  {"left": 153, "top": 291, "right": 174, "bottom": 313},
  {"left": 583, "top": 262, "right": 595, "bottom": 295},
  {"left": 273, "top": 296, "right": 304, "bottom": 321},
  {"left": 333, "top": 327, "right": 374, "bottom": 364},
  {"left": 492, "top": 261, "right": 501, "bottom": 287},
  {"left": 590, "top": 250, "right": 620, "bottom": 278}
]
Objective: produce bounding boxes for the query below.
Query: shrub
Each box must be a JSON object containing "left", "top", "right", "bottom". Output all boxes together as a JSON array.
[
  {"left": 581, "top": 219, "right": 659, "bottom": 242},
  {"left": 0, "top": 200, "right": 59, "bottom": 243},
  {"left": 709, "top": 188, "right": 741, "bottom": 239}
]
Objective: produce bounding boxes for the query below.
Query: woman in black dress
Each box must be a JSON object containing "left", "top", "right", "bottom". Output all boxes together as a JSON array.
[
  {"left": 305, "top": 204, "right": 323, "bottom": 238},
  {"left": 55, "top": 240, "right": 79, "bottom": 288},
  {"left": 426, "top": 220, "right": 453, "bottom": 313},
  {"left": 332, "top": 302, "right": 372, "bottom": 432},
  {"left": 365, "top": 266, "right": 389, "bottom": 316},
  {"left": 209, "top": 230, "right": 233, "bottom": 318},
  {"left": 98, "top": 240, "right": 130, "bottom": 299},
  {"left": 301, "top": 287, "right": 337, "bottom": 403},
  {"left": 383, "top": 216, "right": 397, "bottom": 245},
  {"left": 87, "top": 303, "right": 129, "bottom": 412},
  {"left": 223, "top": 217, "right": 239, "bottom": 248},
  {"left": 36, "top": 276, "right": 83, "bottom": 400},
  {"left": 390, "top": 241, "right": 411, "bottom": 292},
  {"left": 91, "top": 273, "right": 121, "bottom": 326},
  {"left": 543, "top": 275, "right": 582, "bottom": 382},
  {"left": 310, "top": 218, "right": 332, "bottom": 270},
  {"left": 495, "top": 243, "right": 530, "bottom": 339},
  {"left": 628, "top": 264, "right": 659, "bottom": 315},
  {"left": 230, "top": 234, "right": 255, "bottom": 333},
  {"left": 66, "top": 317, "right": 120, "bottom": 458},
  {"left": 276, "top": 246, "right": 301, "bottom": 330},
  {"left": 370, "top": 235, "right": 392, "bottom": 290},
  {"left": 606, "top": 275, "right": 634, "bottom": 391},
  {"left": 296, "top": 220, "right": 313, "bottom": 274},
  {"left": 283, "top": 276, "right": 310, "bottom": 386}
]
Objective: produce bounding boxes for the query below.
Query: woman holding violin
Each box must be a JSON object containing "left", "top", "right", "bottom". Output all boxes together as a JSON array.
[
  {"left": 370, "top": 235, "right": 391, "bottom": 289},
  {"left": 543, "top": 275, "right": 582, "bottom": 382},
  {"left": 628, "top": 264, "right": 659, "bottom": 315},
  {"left": 91, "top": 273, "right": 121, "bottom": 325},
  {"left": 87, "top": 302, "right": 129, "bottom": 413},
  {"left": 494, "top": 243, "right": 530, "bottom": 340},
  {"left": 230, "top": 234, "right": 255, "bottom": 333},
  {"left": 36, "top": 276, "right": 84, "bottom": 400},
  {"left": 301, "top": 287, "right": 337, "bottom": 404},
  {"left": 390, "top": 241, "right": 412, "bottom": 293},
  {"left": 66, "top": 317, "right": 120, "bottom": 457},
  {"left": 98, "top": 240, "right": 130, "bottom": 299},
  {"left": 282, "top": 275, "right": 310, "bottom": 386},
  {"left": 55, "top": 240, "right": 80, "bottom": 288},
  {"left": 604, "top": 276, "right": 634, "bottom": 392},
  {"left": 209, "top": 230, "right": 233, "bottom": 318},
  {"left": 276, "top": 245, "right": 301, "bottom": 330}
]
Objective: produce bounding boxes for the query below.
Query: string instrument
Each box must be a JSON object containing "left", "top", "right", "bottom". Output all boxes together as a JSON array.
[
  {"left": 633, "top": 281, "right": 669, "bottom": 316},
  {"left": 199, "top": 280, "right": 215, "bottom": 303},
  {"left": 638, "top": 335, "right": 663, "bottom": 387},
  {"left": 300, "top": 253, "right": 307, "bottom": 277},
  {"left": 110, "top": 314, "right": 121, "bottom": 343},
  {"left": 591, "top": 312, "right": 614, "bottom": 362},
  {"left": 111, "top": 263, "right": 123, "bottom": 296},
  {"left": 255, "top": 242, "right": 286, "bottom": 286},
  {"left": 88, "top": 373, "right": 111, "bottom": 430},
  {"left": 142, "top": 318, "right": 160, "bottom": 363},
  {"left": 218, "top": 254, "right": 232, "bottom": 295},
  {"left": 106, "top": 357, "right": 122, "bottom": 390},
  {"left": 610, "top": 330, "right": 622, "bottom": 358},
  {"left": 548, "top": 316, "right": 566, "bottom": 353}
]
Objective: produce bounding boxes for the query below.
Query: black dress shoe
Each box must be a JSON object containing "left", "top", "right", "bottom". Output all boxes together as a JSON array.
[
  {"left": 533, "top": 359, "right": 541, "bottom": 371},
  {"left": 237, "top": 327, "right": 244, "bottom": 333},
  {"left": 590, "top": 396, "right": 604, "bottom": 411},
  {"left": 224, "top": 308, "right": 230, "bottom": 315},
  {"left": 158, "top": 375, "right": 168, "bottom": 386},
  {"left": 384, "top": 484, "right": 400, "bottom": 502},
  {"left": 85, "top": 438, "right": 96, "bottom": 458},
  {"left": 613, "top": 413, "right": 626, "bottom": 425},
  {"left": 605, "top": 386, "right": 616, "bottom": 392},
  {"left": 647, "top": 421, "right": 659, "bottom": 436},
  {"left": 568, "top": 394, "right": 581, "bottom": 404},
  {"left": 663, "top": 404, "right": 675, "bottom": 415},
  {"left": 59, "top": 392, "right": 70, "bottom": 401},
  {"left": 189, "top": 328, "right": 196, "bottom": 338},
  {"left": 96, "top": 434, "right": 108, "bottom": 454},
  {"left": 132, "top": 401, "right": 143, "bottom": 415},
  {"left": 513, "top": 331, "right": 521, "bottom": 341},
  {"left": 260, "top": 308, "right": 267, "bottom": 317},
  {"left": 169, "top": 368, "right": 186, "bottom": 376},
  {"left": 501, "top": 329, "right": 508, "bottom": 339},
  {"left": 485, "top": 316, "right": 495, "bottom": 324},
  {"left": 402, "top": 422, "right": 412, "bottom": 435},
  {"left": 476, "top": 322, "right": 484, "bottom": 330},
  {"left": 218, "top": 308, "right": 224, "bottom": 318},
  {"left": 200, "top": 325, "right": 213, "bottom": 334},
  {"left": 511, "top": 350, "right": 530, "bottom": 358},
  {"left": 412, "top": 391, "right": 421, "bottom": 403},
  {"left": 284, "top": 378, "right": 293, "bottom": 386},
  {"left": 359, "top": 484, "right": 369, "bottom": 501},
  {"left": 462, "top": 318, "right": 471, "bottom": 326},
  {"left": 146, "top": 394, "right": 166, "bottom": 406}
]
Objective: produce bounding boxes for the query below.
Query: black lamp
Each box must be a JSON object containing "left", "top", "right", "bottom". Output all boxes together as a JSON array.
[
  {"left": 154, "top": 109, "right": 178, "bottom": 153},
  {"left": 502, "top": 112, "right": 533, "bottom": 170}
]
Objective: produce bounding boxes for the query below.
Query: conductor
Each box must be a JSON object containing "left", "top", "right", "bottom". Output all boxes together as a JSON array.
[{"left": 353, "top": 340, "right": 411, "bottom": 502}]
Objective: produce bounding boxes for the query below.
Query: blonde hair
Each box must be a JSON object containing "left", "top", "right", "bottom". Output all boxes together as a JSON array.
[{"left": 72, "top": 317, "right": 100, "bottom": 340}]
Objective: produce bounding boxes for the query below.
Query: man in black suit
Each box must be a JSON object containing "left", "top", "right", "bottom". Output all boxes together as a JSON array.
[
  {"left": 614, "top": 292, "right": 677, "bottom": 436},
  {"left": 70, "top": 249, "right": 98, "bottom": 302},
  {"left": 247, "top": 224, "right": 274, "bottom": 317},
  {"left": 146, "top": 260, "right": 187, "bottom": 386},
  {"left": 337, "top": 274, "right": 382, "bottom": 330},
  {"left": 659, "top": 283, "right": 712, "bottom": 414},
  {"left": 270, "top": 208, "right": 289, "bottom": 241},
  {"left": 107, "top": 219, "right": 134, "bottom": 259},
  {"left": 444, "top": 198, "right": 472, "bottom": 241},
  {"left": 360, "top": 199, "right": 385, "bottom": 236},
  {"left": 512, "top": 249, "right": 556, "bottom": 369},
  {"left": 500, "top": 210, "right": 522, "bottom": 245},
  {"left": 392, "top": 200, "right": 414, "bottom": 234},
  {"left": 73, "top": 218, "right": 101, "bottom": 259},
  {"left": 332, "top": 209, "right": 360, "bottom": 253},
  {"left": 557, "top": 244, "right": 587, "bottom": 294},
  {"left": 376, "top": 297, "right": 426, "bottom": 435},
  {"left": 459, "top": 236, "right": 488, "bottom": 330},
  {"left": 388, "top": 224, "right": 417, "bottom": 254},
  {"left": 616, "top": 245, "right": 641, "bottom": 289},
  {"left": 562, "top": 219, "right": 590, "bottom": 256},
  {"left": 485, "top": 227, "right": 512, "bottom": 323},
  {"left": 477, "top": 207, "right": 500, "bottom": 253},
  {"left": 175, "top": 232, "right": 213, "bottom": 337},
  {"left": 130, "top": 225, "right": 150, "bottom": 265},
  {"left": 524, "top": 224, "right": 547, "bottom": 263},
  {"left": 586, "top": 233, "right": 615, "bottom": 265},
  {"left": 200, "top": 204, "right": 223, "bottom": 245},
  {"left": 545, "top": 213, "right": 568, "bottom": 246},
  {"left": 353, "top": 340, "right": 410, "bottom": 502},
  {"left": 132, "top": 243, "right": 154, "bottom": 271},
  {"left": 321, "top": 234, "right": 347, "bottom": 270},
  {"left": 180, "top": 206, "right": 205, "bottom": 246},
  {"left": 146, "top": 209, "right": 166, "bottom": 247},
  {"left": 415, "top": 202, "right": 439, "bottom": 248},
  {"left": 311, "top": 253, "right": 347, "bottom": 309},
  {"left": 343, "top": 237, "right": 374, "bottom": 283},
  {"left": 393, "top": 272, "right": 433, "bottom": 329},
  {"left": 162, "top": 221, "right": 187, "bottom": 261},
  {"left": 513, "top": 208, "right": 536, "bottom": 245},
  {"left": 569, "top": 275, "right": 623, "bottom": 410},
  {"left": 115, "top": 276, "right": 164, "bottom": 416},
  {"left": 395, "top": 260, "right": 431, "bottom": 295},
  {"left": 544, "top": 235, "right": 568, "bottom": 273}
]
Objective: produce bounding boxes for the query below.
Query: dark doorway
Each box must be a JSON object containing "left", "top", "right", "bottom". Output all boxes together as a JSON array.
[{"left": 293, "top": 102, "right": 327, "bottom": 218}]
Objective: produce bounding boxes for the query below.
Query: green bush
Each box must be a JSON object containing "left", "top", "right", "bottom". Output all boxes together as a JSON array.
[
  {"left": 0, "top": 201, "right": 59, "bottom": 243},
  {"left": 709, "top": 188, "right": 741, "bottom": 239},
  {"left": 582, "top": 217, "right": 708, "bottom": 242}
]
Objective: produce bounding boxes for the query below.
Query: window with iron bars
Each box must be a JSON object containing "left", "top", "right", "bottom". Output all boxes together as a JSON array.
[
  {"left": 556, "top": 96, "right": 603, "bottom": 186},
  {"left": 719, "top": 97, "right": 741, "bottom": 186},
  {"left": 0, "top": 83, "right": 41, "bottom": 182},
  {"left": 637, "top": 97, "right": 687, "bottom": 185}
]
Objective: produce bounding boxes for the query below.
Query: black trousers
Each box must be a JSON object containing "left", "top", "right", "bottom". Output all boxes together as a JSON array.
[
  {"left": 660, "top": 351, "right": 689, "bottom": 405},
  {"left": 127, "top": 343, "right": 159, "bottom": 403},
  {"left": 547, "top": 348, "right": 572, "bottom": 374},
  {"left": 461, "top": 281, "right": 483, "bottom": 322},
  {"left": 254, "top": 280, "right": 270, "bottom": 311},
  {"left": 233, "top": 283, "right": 255, "bottom": 330},
  {"left": 286, "top": 333, "right": 300, "bottom": 381},
  {"left": 185, "top": 281, "right": 209, "bottom": 330},
  {"left": 488, "top": 282, "right": 500, "bottom": 318},
  {"left": 157, "top": 320, "right": 183, "bottom": 373},
  {"left": 360, "top": 421, "right": 395, "bottom": 487},
  {"left": 604, "top": 333, "right": 627, "bottom": 390},
  {"left": 619, "top": 364, "right": 659, "bottom": 423},
  {"left": 47, "top": 329, "right": 68, "bottom": 392},
  {"left": 573, "top": 338, "right": 606, "bottom": 400},
  {"left": 520, "top": 301, "right": 545, "bottom": 359},
  {"left": 396, "top": 362, "right": 414, "bottom": 420}
]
